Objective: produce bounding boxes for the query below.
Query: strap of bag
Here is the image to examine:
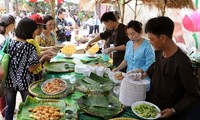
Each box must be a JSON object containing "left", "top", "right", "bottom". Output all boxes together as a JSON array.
[
  {"left": 1, "top": 39, "right": 9, "bottom": 52},
  {"left": 5, "top": 39, "right": 9, "bottom": 53},
  {"left": 0, "top": 39, "right": 9, "bottom": 61}
]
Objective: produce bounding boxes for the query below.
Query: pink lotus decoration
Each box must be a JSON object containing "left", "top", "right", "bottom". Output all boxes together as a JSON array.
[{"left": 182, "top": 12, "right": 200, "bottom": 32}]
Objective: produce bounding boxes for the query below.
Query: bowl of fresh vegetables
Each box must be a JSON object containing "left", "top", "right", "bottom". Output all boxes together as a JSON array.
[{"left": 131, "top": 101, "right": 161, "bottom": 120}]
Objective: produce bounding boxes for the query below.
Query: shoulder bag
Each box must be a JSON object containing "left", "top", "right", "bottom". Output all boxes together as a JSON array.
[{"left": 0, "top": 39, "right": 10, "bottom": 83}]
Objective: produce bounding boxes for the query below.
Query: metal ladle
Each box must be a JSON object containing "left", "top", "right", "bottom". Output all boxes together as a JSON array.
[
  {"left": 64, "top": 64, "right": 69, "bottom": 69},
  {"left": 107, "top": 103, "right": 115, "bottom": 110},
  {"left": 99, "top": 83, "right": 104, "bottom": 88},
  {"left": 65, "top": 110, "right": 73, "bottom": 119}
]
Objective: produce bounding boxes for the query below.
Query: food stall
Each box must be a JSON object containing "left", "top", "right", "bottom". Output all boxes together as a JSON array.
[{"left": 15, "top": 42, "right": 157, "bottom": 120}]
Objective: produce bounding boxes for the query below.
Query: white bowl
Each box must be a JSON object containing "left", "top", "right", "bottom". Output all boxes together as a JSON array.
[
  {"left": 131, "top": 101, "right": 161, "bottom": 120},
  {"left": 65, "top": 54, "right": 73, "bottom": 58},
  {"left": 86, "top": 51, "right": 97, "bottom": 57},
  {"left": 74, "top": 64, "right": 87, "bottom": 74}
]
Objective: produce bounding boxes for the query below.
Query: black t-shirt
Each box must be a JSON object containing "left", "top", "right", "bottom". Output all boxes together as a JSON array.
[
  {"left": 56, "top": 17, "right": 67, "bottom": 41},
  {"left": 146, "top": 48, "right": 200, "bottom": 114},
  {"left": 100, "top": 23, "right": 129, "bottom": 68}
]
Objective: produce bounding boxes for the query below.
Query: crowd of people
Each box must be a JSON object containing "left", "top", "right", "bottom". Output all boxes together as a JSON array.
[{"left": 0, "top": 8, "right": 199, "bottom": 120}]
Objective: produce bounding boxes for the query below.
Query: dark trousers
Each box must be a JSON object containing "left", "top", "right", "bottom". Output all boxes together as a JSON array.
[
  {"left": 94, "top": 25, "right": 99, "bottom": 33},
  {"left": 89, "top": 25, "right": 94, "bottom": 34},
  {"left": 5, "top": 88, "right": 29, "bottom": 120},
  {"left": 34, "top": 71, "right": 43, "bottom": 81}
]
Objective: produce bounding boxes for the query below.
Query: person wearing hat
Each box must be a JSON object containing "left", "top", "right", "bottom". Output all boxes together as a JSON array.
[
  {"left": 28, "top": 13, "right": 57, "bottom": 81},
  {"left": 36, "top": 15, "right": 56, "bottom": 47},
  {"left": 29, "top": 13, "right": 45, "bottom": 36}
]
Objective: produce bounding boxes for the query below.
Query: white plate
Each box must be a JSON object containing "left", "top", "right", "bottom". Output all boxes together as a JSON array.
[
  {"left": 86, "top": 54, "right": 98, "bottom": 58},
  {"left": 64, "top": 55, "right": 74, "bottom": 59},
  {"left": 41, "top": 78, "right": 67, "bottom": 95},
  {"left": 131, "top": 101, "right": 161, "bottom": 120},
  {"left": 109, "top": 71, "right": 125, "bottom": 83}
]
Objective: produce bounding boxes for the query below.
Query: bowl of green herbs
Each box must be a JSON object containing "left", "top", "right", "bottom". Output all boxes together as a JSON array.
[{"left": 131, "top": 101, "right": 161, "bottom": 120}]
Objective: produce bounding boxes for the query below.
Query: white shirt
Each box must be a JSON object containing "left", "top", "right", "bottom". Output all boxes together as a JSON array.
[{"left": 0, "top": 34, "right": 5, "bottom": 44}]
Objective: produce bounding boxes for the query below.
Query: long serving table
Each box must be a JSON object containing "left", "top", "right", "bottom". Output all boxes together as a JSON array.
[{"left": 18, "top": 53, "right": 140, "bottom": 120}]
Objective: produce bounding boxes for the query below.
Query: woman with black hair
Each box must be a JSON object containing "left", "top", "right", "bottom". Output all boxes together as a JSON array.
[
  {"left": 0, "top": 17, "right": 47, "bottom": 120},
  {"left": 36, "top": 15, "right": 56, "bottom": 47},
  {"left": 112, "top": 20, "right": 155, "bottom": 73},
  {"left": 0, "top": 14, "right": 15, "bottom": 39},
  {"left": 0, "top": 22, "right": 6, "bottom": 44}
]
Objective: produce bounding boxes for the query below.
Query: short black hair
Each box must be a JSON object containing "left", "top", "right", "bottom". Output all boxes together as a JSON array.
[
  {"left": 43, "top": 15, "right": 54, "bottom": 29},
  {"left": 15, "top": 17, "right": 37, "bottom": 40},
  {"left": 57, "top": 8, "right": 66, "bottom": 15},
  {"left": 100, "top": 11, "right": 117, "bottom": 22},
  {"left": 145, "top": 16, "right": 174, "bottom": 39},
  {"left": 126, "top": 20, "right": 143, "bottom": 33},
  {"left": 0, "top": 14, "right": 15, "bottom": 27},
  {"left": 0, "top": 22, "right": 5, "bottom": 34}
]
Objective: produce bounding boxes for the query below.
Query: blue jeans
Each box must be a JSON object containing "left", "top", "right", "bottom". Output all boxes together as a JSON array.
[{"left": 4, "top": 87, "right": 29, "bottom": 120}]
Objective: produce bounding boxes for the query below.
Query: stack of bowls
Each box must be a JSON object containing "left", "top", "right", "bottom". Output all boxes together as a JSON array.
[{"left": 119, "top": 77, "right": 150, "bottom": 106}]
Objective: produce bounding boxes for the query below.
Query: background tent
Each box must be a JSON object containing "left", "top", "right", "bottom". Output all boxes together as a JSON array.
[{"left": 79, "top": 0, "right": 96, "bottom": 11}]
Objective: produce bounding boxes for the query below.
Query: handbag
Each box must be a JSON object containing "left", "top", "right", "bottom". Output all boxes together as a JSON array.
[{"left": 0, "top": 39, "right": 10, "bottom": 83}]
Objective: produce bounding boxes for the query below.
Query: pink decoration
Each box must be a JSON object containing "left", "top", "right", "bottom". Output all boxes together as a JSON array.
[{"left": 182, "top": 12, "right": 200, "bottom": 32}]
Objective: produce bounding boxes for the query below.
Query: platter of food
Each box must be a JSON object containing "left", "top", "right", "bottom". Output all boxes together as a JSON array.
[
  {"left": 17, "top": 96, "right": 66, "bottom": 120},
  {"left": 28, "top": 105, "right": 63, "bottom": 120},
  {"left": 41, "top": 78, "right": 67, "bottom": 96},
  {"left": 109, "top": 71, "right": 125, "bottom": 83},
  {"left": 29, "top": 79, "right": 74, "bottom": 99},
  {"left": 86, "top": 43, "right": 99, "bottom": 58},
  {"left": 60, "top": 43, "right": 76, "bottom": 56},
  {"left": 131, "top": 101, "right": 161, "bottom": 120}
]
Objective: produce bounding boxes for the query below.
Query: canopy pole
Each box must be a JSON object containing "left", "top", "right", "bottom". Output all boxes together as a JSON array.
[
  {"left": 134, "top": 0, "right": 138, "bottom": 20},
  {"left": 162, "top": 0, "right": 167, "bottom": 16},
  {"left": 121, "top": 0, "right": 125, "bottom": 23},
  {"left": 50, "top": 0, "right": 55, "bottom": 18}
]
